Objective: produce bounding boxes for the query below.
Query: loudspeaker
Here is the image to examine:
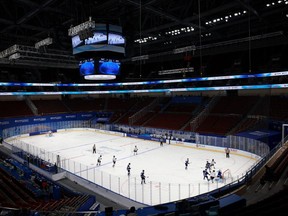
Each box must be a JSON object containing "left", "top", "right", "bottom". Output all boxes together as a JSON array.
[{"left": 79, "top": 31, "right": 86, "bottom": 41}]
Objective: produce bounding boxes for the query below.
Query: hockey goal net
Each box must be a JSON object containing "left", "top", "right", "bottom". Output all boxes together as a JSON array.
[
  {"left": 222, "top": 169, "right": 233, "bottom": 183},
  {"left": 45, "top": 130, "right": 53, "bottom": 137}
]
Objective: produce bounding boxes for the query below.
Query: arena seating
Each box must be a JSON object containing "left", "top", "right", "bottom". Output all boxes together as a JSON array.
[
  {"left": 250, "top": 96, "right": 288, "bottom": 120},
  {"left": 132, "top": 111, "right": 156, "bottom": 126},
  {"left": 0, "top": 155, "right": 96, "bottom": 214},
  {"left": 210, "top": 96, "right": 258, "bottom": 115},
  {"left": 64, "top": 97, "right": 106, "bottom": 112},
  {"left": 130, "top": 96, "right": 199, "bottom": 129},
  {"left": 144, "top": 113, "right": 193, "bottom": 130},
  {"left": 109, "top": 111, "right": 125, "bottom": 123},
  {"left": 268, "top": 96, "right": 288, "bottom": 120},
  {"left": 193, "top": 96, "right": 262, "bottom": 135},
  {"left": 260, "top": 146, "right": 288, "bottom": 183},
  {"left": 115, "top": 111, "right": 134, "bottom": 125},
  {"left": 226, "top": 188, "right": 288, "bottom": 216},
  {"left": 232, "top": 118, "right": 260, "bottom": 134},
  {"left": 33, "top": 99, "right": 69, "bottom": 114},
  {"left": 112, "top": 97, "right": 156, "bottom": 125},
  {"left": 196, "top": 115, "right": 241, "bottom": 136},
  {"left": 105, "top": 97, "right": 139, "bottom": 111},
  {"left": 0, "top": 100, "right": 33, "bottom": 118},
  {"left": 1, "top": 96, "right": 287, "bottom": 136},
  {"left": 164, "top": 103, "right": 197, "bottom": 113}
]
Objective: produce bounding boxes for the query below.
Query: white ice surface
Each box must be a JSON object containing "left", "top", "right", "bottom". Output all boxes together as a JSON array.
[{"left": 11, "top": 129, "right": 258, "bottom": 205}]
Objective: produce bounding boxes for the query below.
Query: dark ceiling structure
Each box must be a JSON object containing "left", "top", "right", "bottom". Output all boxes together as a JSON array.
[{"left": 0, "top": 0, "right": 287, "bottom": 81}]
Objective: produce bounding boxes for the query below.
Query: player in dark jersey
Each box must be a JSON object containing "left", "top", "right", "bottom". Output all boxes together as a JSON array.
[
  {"left": 185, "top": 158, "right": 190, "bottom": 170},
  {"left": 127, "top": 163, "right": 131, "bottom": 176},
  {"left": 112, "top": 156, "right": 117, "bottom": 167},
  {"left": 141, "top": 170, "right": 146, "bottom": 184}
]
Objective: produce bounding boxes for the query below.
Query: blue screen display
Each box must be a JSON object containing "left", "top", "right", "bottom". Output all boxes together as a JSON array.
[
  {"left": 108, "top": 33, "right": 125, "bottom": 45},
  {"left": 79, "top": 59, "right": 95, "bottom": 76},
  {"left": 98, "top": 59, "right": 120, "bottom": 75}
]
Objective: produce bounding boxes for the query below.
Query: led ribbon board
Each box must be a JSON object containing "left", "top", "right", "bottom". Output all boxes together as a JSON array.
[
  {"left": 0, "top": 83, "right": 287, "bottom": 96},
  {"left": 0, "top": 71, "right": 287, "bottom": 87}
]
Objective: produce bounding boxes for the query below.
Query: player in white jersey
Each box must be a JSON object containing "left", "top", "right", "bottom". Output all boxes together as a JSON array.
[
  {"left": 210, "top": 159, "right": 216, "bottom": 169},
  {"left": 210, "top": 170, "right": 216, "bottom": 183},
  {"left": 225, "top": 147, "right": 230, "bottom": 158},
  {"left": 97, "top": 155, "right": 102, "bottom": 166},
  {"left": 133, "top": 145, "right": 138, "bottom": 155}
]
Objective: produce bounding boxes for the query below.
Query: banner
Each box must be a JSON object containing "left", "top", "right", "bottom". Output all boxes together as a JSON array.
[{"left": 0, "top": 112, "right": 110, "bottom": 132}]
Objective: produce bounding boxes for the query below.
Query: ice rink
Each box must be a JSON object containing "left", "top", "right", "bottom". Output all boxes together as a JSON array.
[{"left": 9, "top": 129, "right": 259, "bottom": 205}]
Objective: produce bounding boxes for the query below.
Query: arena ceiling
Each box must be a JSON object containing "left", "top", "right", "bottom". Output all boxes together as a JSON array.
[{"left": 0, "top": 0, "right": 287, "bottom": 67}]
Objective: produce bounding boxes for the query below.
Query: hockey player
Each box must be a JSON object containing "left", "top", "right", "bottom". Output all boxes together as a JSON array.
[
  {"left": 112, "top": 155, "right": 117, "bottom": 167},
  {"left": 217, "top": 170, "right": 223, "bottom": 180},
  {"left": 210, "top": 159, "right": 216, "bottom": 169},
  {"left": 210, "top": 170, "right": 216, "bottom": 183},
  {"left": 185, "top": 158, "right": 190, "bottom": 170},
  {"left": 140, "top": 170, "right": 146, "bottom": 184},
  {"left": 97, "top": 155, "right": 102, "bottom": 166},
  {"left": 127, "top": 163, "right": 131, "bottom": 176},
  {"left": 92, "top": 144, "right": 96, "bottom": 154},
  {"left": 225, "top": 147, "right": 230, "bottom": 158},
  {"left": 203, "top": 169, "right": 210, "bottom": 181},
  {"left": 205, "top": 160, "right": 211, "bottom": 171},
  {"left": 160, "top": 137, "right": 164, "bottom": 146},
  {"left": 133, "top": 145, "right": 138, "bottom": 155}
]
